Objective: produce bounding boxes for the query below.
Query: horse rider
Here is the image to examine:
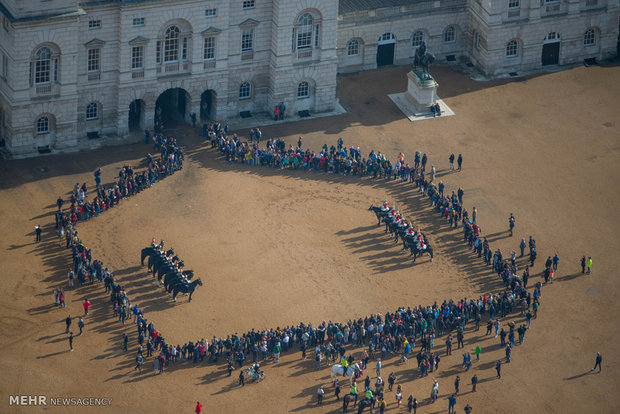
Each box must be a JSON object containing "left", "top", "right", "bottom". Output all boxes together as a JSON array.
[
  {"left": 365, "top": 388, "right": 374, "bottom": 401},
  {"left": 252, "top": 362, "right": 260, "bottom": 377},
  {"left": 341, "top": 355, "right": 349, "bottom": 376},
  {"left": 350, "top": 382, "right": 358, "bottom": 403},
  {"left": 380, "top": 200, "right": 390, "bottom": 212}
]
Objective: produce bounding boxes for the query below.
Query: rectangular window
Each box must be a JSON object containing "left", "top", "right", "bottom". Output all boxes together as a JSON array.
[
  {"left": 156, "top": 41, "right": 161, "bottom": 64},
  {"left": 182, "top": 37, "right": 188, "bottom": 61},
  {"left": 203, "top": 37, "right": 216, "bottom": 60},
  {"left": 243, "top": 1, "right": 255, "bottom": 9},
  {"left": 242, "top": 29, "right": 253, "bottom": 52},
  {"left": 88, "top": 19, "right": 101, "bottom": 29},
  {"left": 205, "top": 8, "right": 217, "bottom": 17},
  {"left": 132, "top": 17, "right": 145, "bottom": 27},
  {"left": 508, "top": 0, "right": 520, "bottom": 8},
  {"left": 315, "top": 24, "right": 320, "bottom": 48},
  {"left": 297, "top": 26, "right": 312, "bottom": 50},
  {"left": 132, "top": 46, "right": 144, "bottom": 69},
  {"left": 87, "top": 48, "right": 100, "bottom": 72},
  {"left": 35, "top": 59, "right": 50, "bottom": 84}
]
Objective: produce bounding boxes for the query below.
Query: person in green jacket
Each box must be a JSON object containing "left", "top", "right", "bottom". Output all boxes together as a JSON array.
[{"left": 475, "top": 344, "right": 481, "bottom": 361}]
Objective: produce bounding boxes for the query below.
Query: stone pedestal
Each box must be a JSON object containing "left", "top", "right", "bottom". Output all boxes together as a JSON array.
[{"left": 404, "top": 69, "right": 438, "bottom": 112}]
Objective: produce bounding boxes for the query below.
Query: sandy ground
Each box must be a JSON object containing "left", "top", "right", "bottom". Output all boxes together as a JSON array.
[{"left": 1, "top": 63, "right": 619, "bottom": 414}]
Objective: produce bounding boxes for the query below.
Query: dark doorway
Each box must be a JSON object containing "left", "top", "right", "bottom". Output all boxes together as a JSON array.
[
  {"left": 200, "top": 90, "right": 217, "bottom": 122},
  {"left": 377, "top": 43, "right": 395, "bottom": 67},
  {"left": 155, "top": 88, "right": 189, "bottom": 127},
  {"left": 542, "top": 43, "right": 560, "bottom": 66},
  {"left": 128, "top": 99, "right": 144, "bottom": 132}
]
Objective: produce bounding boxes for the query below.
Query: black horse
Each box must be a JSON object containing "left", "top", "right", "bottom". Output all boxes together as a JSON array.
[
  {"left": 164, "top": 270, "right": 193, "bottom": 291},
  {"left": 171, "top": 278, "right": 203, "bottom": 302},
  {"left": 140, "top": 246, "right": 156, "bottom": 266},
  {"left": 368, "top": 205, "right": 391, "bottom": 226},
  {"left": 357, "top": 398, "right": 374, "bottom": 414}
]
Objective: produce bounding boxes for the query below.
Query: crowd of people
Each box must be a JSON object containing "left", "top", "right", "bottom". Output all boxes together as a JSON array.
[{"left": 49, "top": 125, "right": 550, "bottom": 413}]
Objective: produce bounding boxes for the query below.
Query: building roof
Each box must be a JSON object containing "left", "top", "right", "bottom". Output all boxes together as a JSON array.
[{"left": 339, "top": 0, "right": 418, "bottom": 14}]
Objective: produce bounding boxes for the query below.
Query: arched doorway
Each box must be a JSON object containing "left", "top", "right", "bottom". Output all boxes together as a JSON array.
[
  {"left": 377, "top": 33, "right": 396, "bottom": 67},
  {"left": 542, "top": 32, "right": 560, "bottom": 66},
  {"left": 155, "top": 88, "right": 190, "bottom": 128},
  {"left": 128, "top": 99, "right": 145, "bottom": 132},
  {"left": 200, "top": 90, "right": 217, "bottom": 122}
]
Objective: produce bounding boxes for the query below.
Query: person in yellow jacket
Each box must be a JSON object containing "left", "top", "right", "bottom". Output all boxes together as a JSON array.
[
  {"left": 365, "top": 388, "right": 373, "bottom": 401},
  {"left": 341, "top": 356, "right": 349, "bottom": 376},
  {"left": 350, "top": 382, "right": 358, "bottom": 402}
]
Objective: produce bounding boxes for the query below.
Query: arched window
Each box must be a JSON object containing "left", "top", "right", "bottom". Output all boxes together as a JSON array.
[
  {"left": 347, "top": 39, "right": 359, "bottom": 56},
  {"left": 297, "top": 13, "right": 313, "bottom": 50},
  {"left": 583, "top": 28, "right": 596, "bottom": 46},
  {"left": 506, "top": 40, "right": 519, "bottom": 57},
  {"left": 297, "top": 81, "right": 309, "bottom": 98},
  {"left": 412, "top": 31, "right": 425, "bottom": 48},
  {"left": 34, "top": 47, "right": 51, "bottom": 84},
  {"left": 36, "top": 116, "right": 50, "bottom": 134},
  {"left": 86, "top": 102, "right": 99, "bottom": 120},
  {"left": 444, "top": 26, "right": 456, "bottom": 44},
  {"left": 164, "top": 25, "right": 180, "bottom": 62},
  {"left": 239, "top": 82, "right": 251, "bottom": 100}
]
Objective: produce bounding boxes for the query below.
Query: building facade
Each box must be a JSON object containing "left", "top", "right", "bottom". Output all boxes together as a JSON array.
[{"left": 0, "top": 0, "right": 617, "bottom": 156}]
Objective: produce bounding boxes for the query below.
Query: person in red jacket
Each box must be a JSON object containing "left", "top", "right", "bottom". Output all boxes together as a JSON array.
[
  {"left": 83, "top": 298, "right": 91, "bottom": 315},
  {"left": 195, "top": 401, "right": 202, "bottom": 413}
]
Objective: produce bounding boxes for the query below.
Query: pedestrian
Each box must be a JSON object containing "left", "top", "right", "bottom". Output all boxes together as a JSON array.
[
  {"left": 195, "top": 401, "right": 202, "bottom": 414},
  {"left": 464, "top": 403, "right": 473, "bottom": 414},
  {"left": 552, "top": 253, "right": 559, "bottom": 271},
  {"left": 238, "top": 369, "right": 245, "bottom": 387},
  {"left": 475, "top": 344, "right": 481, "bottom": 361},
  {"left": 388, "top": 372, "right": 396, "bottom": 391},
  {"left": 496, "top": 360, "right": 502, "bottom": 378},
  {"left": 448, "top": 394, "right": 457, "bottom": 414},
  {"left": 65, "top": 315, "right": 72, "bottom": 333},
  {"left": 378, "top": 396, "right": 386, "bottom": 414},
  {"left": 59, "top": 288, "right": 66, "bottom": 308},
  {"left": 68, "top": 331, "right": 74, "bottom": 352},
  {"left": 123, "top": 333, "right": 129, "bottom": 351},
  {"left": 520, "top": 238, "right": 526, "bottom": 257},
  {"left": 317, "top": 385, "right": 324, "bottom": 405},
  {"left": 68, "top": 271, "right": 74, "bottom": 288},
  {"left": 334, "top": 378, "right": 341, "bottom": 400},
  {"left": 580, "top": 256, "right": 586, "bottom": 273},
  {"left": 592, "top": 352, "right": 602, "bottom": 373},
  {"left": 454, "top": 376, "right": 460, "bottom": 394},
  {"left": 376, "top": 358, "right": 382, "bottom": 377},
  {"left": 35, "top": 225, "right": 42, "bottom": 242},
  {"left": 457, "top": 154, "right": 463, "bottom": 171},
  {"left": 471, "top": 374, "right": 478, "bottom": 392},
  {"left": 505, "top": 344, "right": 512, "bottom": 363},
  {"left": 134, "top": 353, "right": 143, "bottom": 374},
  {"left": 78, "top": 317, "right": 84, "bottom": 335},
  {"left": 586, "top": 257, "right": 592, "bottom": 274},
  {"left": 508, "top": 213, "right": 515, "bottom": 236},
  {"left": 395, "top": 385, "right": 403, "bottom": 408},
  {"left": 83, "top": 298, "right": 91, "bottom": 316},
  {"left": 449, "top": 154, "right": 455, "bottom": 170}
]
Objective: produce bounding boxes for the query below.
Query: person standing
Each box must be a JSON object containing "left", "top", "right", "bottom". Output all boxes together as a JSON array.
[
  {"left": 508, "top": 213, "right": 515, "bottom": 237},
  {"left": 520, "top": 238, "right": 526, "bottom": 257},
  {"left": 78, "top": 317, "right": 84, "bottom": 335},
  {"left": 135, "top": 353, "right": 143, "bottom": 374},
  {"left": 388, "top": 372, "right": 396, "bottom": 391},
  {"left": 586, "top": 257, "right": 592, "bottom": 274},
  {"left": 457, "top": 154, "right": 463, "bottom": 171},
  {"left": 592, "top": 352, "right": 602, "bottom": 372},
  {"left": 68, "top": 332, "right": 74, "bottom": 352},
  {"left": 317, "top": 386, "right": 324, "bottom": 405},
  {"left": 448, "top": 394, "right": 457, "bottom": 414},
  {"left": 65, "top": 315, "right": 72, "bottom": 333},
  {"left": 123, "top": 333, "right": 129, "bottom": 351},
  {"left": 454, "top": 376, "right": 460, "bottom": 394},
  {"left": 59, "top": 288, "right": 66, "bottom": 308},
  {"left": 83, "top": 298, "right": 91, "bottom": 316},
  {"left": 376, "top": 359, "right": 382, "bottom": 377},
  {"left": 464, "top": 404, "right": 473, "bottom": 414},
  {"left": 334, "top": 378, "right": 341, "bottom": 400},
  {"left": 35, "top": 225, "right": 42, "bottom": 242},
  {"left": 496, "top": 360, "right": 502, "bottom": 378},
  {"left": 238, "top": 369, "right": 245, "bottom": 387},
  {"left": 449, "top": 154, "right": 455, "bottom": 170},
  {"left": 475, "top": 345, "right": 481, "bottom": 362},
  {"left": 471, "top": 374, "right": 478, "bottom": 392},
  {"left": 552, "top": 254, "right": 559, "bottom": 271},
  {"left": 581, "top": 256, "right": 586, "bottom": 273},
  {"left": 195, "top": 401, "right": 202, "bottom": 414}
]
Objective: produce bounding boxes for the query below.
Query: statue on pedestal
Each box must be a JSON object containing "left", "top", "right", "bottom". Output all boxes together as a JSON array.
[{"left": 413, "top": 41, "right": 435, "bottom": 80}]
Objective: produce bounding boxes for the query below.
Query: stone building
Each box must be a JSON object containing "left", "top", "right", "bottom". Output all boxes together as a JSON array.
[{"left": 0, "top": 0, "right": 617, "bottom": 156}]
